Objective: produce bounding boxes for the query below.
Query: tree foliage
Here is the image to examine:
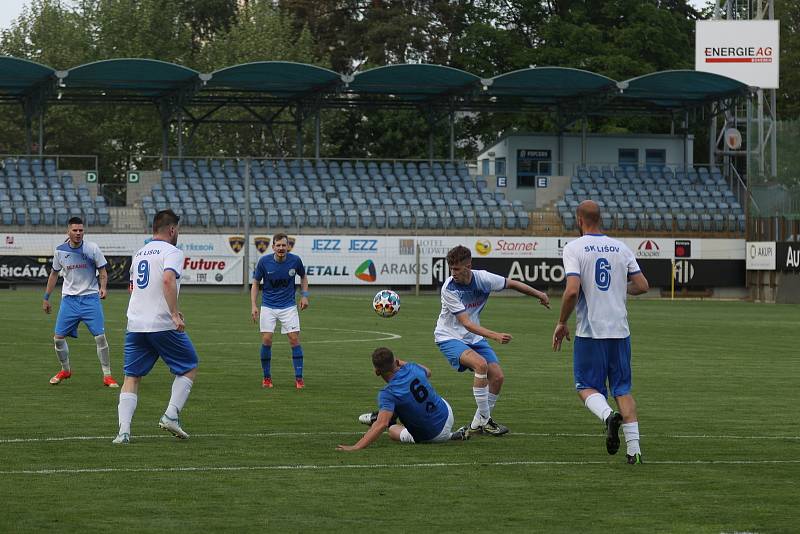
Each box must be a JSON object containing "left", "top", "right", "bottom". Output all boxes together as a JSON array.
[{"left": 1, "top": 0, "right": 797, "bottom": 174}]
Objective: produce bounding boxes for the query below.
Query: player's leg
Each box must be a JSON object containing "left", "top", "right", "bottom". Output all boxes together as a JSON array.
[
  {"left": 574, "top": 336, "right": 622, "bottom": 455},
  {"left": 280, "top": 306, "right": 304, "bottom": 388},
  {"left": 458, "top": 349, "right": 491, "bottom": 433},
  {"left": 259, "top": 306, "right": 277, "bottom": 387},
  {"left": 50, "top": 297, "right": 79, "bottom": 384},
  {"left": 114, "top": 332, "right": 158, "bottom": 444},
  {"left": 390, "top": 425, "right": 414, "bottom": 443},
  {"left": 609, "top": 337, "right": 641, "bottom": 464},
  {"left": 156, "top": 330, "right": 200, "bottom": 439},
  {"left": 83, "top": 294, "right": 118, "bottom": 387},
  {"left": 470, "top": 340, "right": 508, "bottom": 436}
]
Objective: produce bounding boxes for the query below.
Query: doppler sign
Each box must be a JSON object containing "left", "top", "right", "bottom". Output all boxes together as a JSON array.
[{"left": 695, "top": 20, "right": 779, "bottom": 89}]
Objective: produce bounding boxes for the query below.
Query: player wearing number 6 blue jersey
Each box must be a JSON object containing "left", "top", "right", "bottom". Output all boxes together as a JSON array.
[
  {"left": 112, "top": 209, "right": 200, "bottom": 444},
  {"left": 337, "top": 347, "right": 469, "bottom": 451},
  {"left": 553, "top": 200, "right": 649, "bottom": 464}
]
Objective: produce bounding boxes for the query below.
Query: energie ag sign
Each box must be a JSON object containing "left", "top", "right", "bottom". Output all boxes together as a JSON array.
[{"left": 695, "top": 20, "right": 779, "bottom": 89}]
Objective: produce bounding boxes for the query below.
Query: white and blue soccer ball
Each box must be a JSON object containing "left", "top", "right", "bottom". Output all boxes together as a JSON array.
[{"left": 373, "top": 290, "right": 400, "bottom": 318}]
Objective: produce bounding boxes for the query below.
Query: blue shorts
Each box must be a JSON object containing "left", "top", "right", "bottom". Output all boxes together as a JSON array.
[
  {"left": 436, "top": 339, "right": 499, "bottom": 372},
  {"left": 124, "top": 330, "right": 199, "bottom": 377},
  {"left": 54, "top": 294, "right": 105, "bottom": 338},
  {"left": 573, "top": 336, "right": 632, "bottom": 398}
]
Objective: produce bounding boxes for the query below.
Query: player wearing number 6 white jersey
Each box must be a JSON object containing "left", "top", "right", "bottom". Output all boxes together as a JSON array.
[
  {"left": 112, "top": 209, "right": 200, "bottom": 444},
  {"left": 553, "top": 200, "right": 649, "bottom": 464}
]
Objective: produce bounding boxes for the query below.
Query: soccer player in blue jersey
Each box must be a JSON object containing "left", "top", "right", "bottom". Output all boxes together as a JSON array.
[
  {"left": 337, "top": 347, "right": 467, "bottom": 451},
  {"left": 250, "top": 233, "right": 309, "bottom": 389},
  {"left": 552, "top": 200, "right": 649, "bottom": 464},
  {"left": 42, "top": 216, "right": 119, "bottom": 387},
  {"left": 435, "top": 245, "right": 550, "bottom": 437},
  {"left": 113, "top": 209, "right": 200, "bottom": 444}
]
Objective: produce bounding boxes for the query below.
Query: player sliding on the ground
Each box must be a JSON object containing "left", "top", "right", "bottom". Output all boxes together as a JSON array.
[
  {"left": 552, "top": 200, "right": 649, "bottom": 465},
  {"left": 435, "top": 245, "right": 550, "bottom": 438},
  {"left": 337, "top": 347, "right": 469, "bottom": 451},
  {"left": 113, "top": 209, "right": 200, "bottom": 444},
  {"left": 42, "top": 216, "right": 119, "bottom": 387}
]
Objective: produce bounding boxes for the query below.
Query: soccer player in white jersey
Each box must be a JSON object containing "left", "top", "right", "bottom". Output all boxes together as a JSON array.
[
  {"left": 42, "top": 216, "right": 118, "bottom": 387},
  {"left": 552, "top": 200, "right": 649, "bottom": 464},
  {"left": 112, "top": 209, "right": 199, "bottom": 444},
  {"left": 435, "top": 245, "right": 550, "bottom": 437}
]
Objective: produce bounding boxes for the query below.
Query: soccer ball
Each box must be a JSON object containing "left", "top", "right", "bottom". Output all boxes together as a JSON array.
[{"left": 373, "top": 290, "right": 400, "bottom": 318}]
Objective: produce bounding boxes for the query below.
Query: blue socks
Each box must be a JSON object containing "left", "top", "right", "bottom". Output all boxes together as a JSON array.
[
  {"left": 260, "top": 344, "right": 272, "bottom": 378},
  {"left": 291, "top": 345, "right": 304, "bottom": 378}
]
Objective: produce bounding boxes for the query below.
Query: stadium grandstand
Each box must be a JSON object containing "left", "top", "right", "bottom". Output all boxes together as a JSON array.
[{"left": 0, "top": 58, "right": 752, "bottom": 237}]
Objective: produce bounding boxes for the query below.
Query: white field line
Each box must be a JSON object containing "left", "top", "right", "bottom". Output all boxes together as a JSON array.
[
  {"left": 0, "top": 326, "right": 402, "bottom": 346},
  {"left": 2, "top": 459, "right": 800, "bottom": 476},
  {"left": 1, "top": 431, "right": 799, "bottom": 444}
]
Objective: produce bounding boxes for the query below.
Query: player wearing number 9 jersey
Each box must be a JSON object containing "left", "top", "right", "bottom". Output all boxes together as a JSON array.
[
  {"left": 553, "top": 200, "right": 649, "bottom": 465},
  {"left": 336, "top": 347, "right": 469, "bottom": 451},
  {"left": 112, "top": 209, "right": 200, "bottom": 445}
]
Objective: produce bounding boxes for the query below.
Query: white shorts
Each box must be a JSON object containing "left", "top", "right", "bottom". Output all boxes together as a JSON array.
[
  {"left": 399, "top": 400, "right": 454, "bottom": 444},
  {"left": 259, "top": 306, "right": 300, "bottom": 334}
]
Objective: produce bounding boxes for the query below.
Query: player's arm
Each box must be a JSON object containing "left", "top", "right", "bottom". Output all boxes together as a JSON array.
[
  {"left": 299, "top": 274, "right": 309, "bottom": 310},
  {"left": 336, "top": 410, "right": 394, "bottom": 451},
  {"left": 456, "top": 312, "right": 512, "bottom": 344},
  {"left": 163, "top": 269, "right": 184, "bottom": 332},
  {"left": 250, "top": 277, "right": 261, "bottom": 323},
  {"left": 553, "top": 275, "right": 580, "bottom": 351},
  {"left": 506, "top": 279, "right": 550, "bottom": 309},
  {"left": 627, "top": 272, "right": 649, "bottom": 295},
  {"left": 42, "top": 269, "right": 59, "bottom": 314},
  {"left": 97, "top": 266, "right": 108, "bottom": 299}
]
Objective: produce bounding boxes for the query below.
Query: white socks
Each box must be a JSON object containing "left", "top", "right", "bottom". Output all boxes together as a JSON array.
[
  {"left": 488, "top": 392, "right": 499, "bottom": 412},
  {"left": 584, "top": 392, "right": 613, "bottom": 422},
  {"left": 94, "top": 334, "right": 111, "bottom": 375},
  {"left": 622, "top": 422, "right": 641, "bottom": 456},
  {"left": 165, "top": 375, "right": 194, "bottom": 419},
  {"left": 471, "top": 386, "right": 490, "bottom": 428},
  {"left": 118, "top": 392, "right": 138, "bottom": 435},
  {"left": 54, "top": 337, "right": 70, "bottom": 371}
]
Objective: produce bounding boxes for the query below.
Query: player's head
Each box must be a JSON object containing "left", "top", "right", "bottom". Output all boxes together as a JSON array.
[
  {"left": 446, "top": 245, "right": 472, "bottom": 284},
  {"left": 575, "top": 200, "right": 601, "bottom": 236},
  {"left": 272, "top": 232, "right": 289, "bottom": 258},
  {"left": 372, "top": 346, "right": 398, "bottom": 380},
  {"left": 66, "top": 217, "right": 84, "bottom": 246},
  {"left": 152, "top": 209, "right": 181, "bottom": 245}
]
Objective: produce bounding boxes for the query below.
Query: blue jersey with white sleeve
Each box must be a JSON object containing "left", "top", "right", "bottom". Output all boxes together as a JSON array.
[
  {"left": 253, "top": 253, "right": 306, "bottom": 309},
  {"left": 377, "top": 362, "right": 449, "bottom": 442}
]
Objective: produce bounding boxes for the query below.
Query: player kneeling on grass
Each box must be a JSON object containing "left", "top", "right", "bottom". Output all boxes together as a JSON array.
[{"left": 337, "top": 347, "right": 468, "bottom": 451}]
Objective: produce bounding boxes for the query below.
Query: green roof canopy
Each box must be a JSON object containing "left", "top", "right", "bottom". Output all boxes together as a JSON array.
[
  {"left": 347, "top": 64, "right": 481, "bottom": 98},
  {"left": 0, "top": 56, "right": 56, "bottom": 98},
  {"left": 618, "top": 70, "right": 749, "bottom": 107},
  {"left": 63, "top": 58, "right": 200, "bottom": 97},
  {"left": 206, "top": 61, "right": 341, "bottom": 98},
  {"left": 0, "top": 56, "right": 751, "bottom": 113},
  {"left": 487, "top": 67, "right": 617, "bottom": 102}
]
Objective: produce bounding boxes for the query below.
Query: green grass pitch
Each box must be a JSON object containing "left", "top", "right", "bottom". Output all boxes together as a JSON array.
[{"left": 0, "top": 289, "right": 798, "bottom": 533}]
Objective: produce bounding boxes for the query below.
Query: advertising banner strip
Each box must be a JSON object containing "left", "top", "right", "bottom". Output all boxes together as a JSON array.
[
  {"left": 745, "top": 241, "right": 777, "bottom": 270},
  {"left": 776, "top": 242, "right": 800, "bottom": 273}
]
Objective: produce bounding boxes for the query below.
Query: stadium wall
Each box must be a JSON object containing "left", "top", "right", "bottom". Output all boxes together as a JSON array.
[
  {"left": 1, "top": 233, "right": 744, "bottom": 292},
  {"left": 477, "top": 133, "right": 693, "bottom": 208}
]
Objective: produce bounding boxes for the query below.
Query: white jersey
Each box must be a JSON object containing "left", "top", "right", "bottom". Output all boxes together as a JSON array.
[
  {"left": 561, "top": 234, "right": 641, "bottom": 339},
  {"left": 51, "top": 240, "right": 107, "bottom": 296},
  {"left": 434, "top": 269, "right": 506, "bottom": 344},
  {"left": 126, "top": 239, "right": 184, "bottom": 333}
]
